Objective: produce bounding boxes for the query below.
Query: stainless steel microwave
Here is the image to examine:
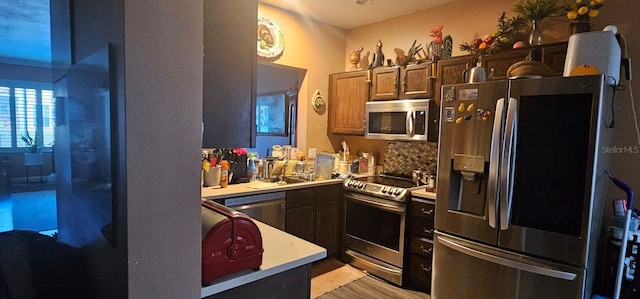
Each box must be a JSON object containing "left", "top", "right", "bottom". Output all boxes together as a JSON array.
[{"left": 365, "top": 99, "right": 438, "bottom": 142}]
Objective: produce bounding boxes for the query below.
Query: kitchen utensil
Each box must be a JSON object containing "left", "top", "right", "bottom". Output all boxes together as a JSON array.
[
  {"left": 463, "top": 62, "right": 493, "bottom": 83},
  {"left": 272, "top": 145, "right": 282, "bottom": 158}
]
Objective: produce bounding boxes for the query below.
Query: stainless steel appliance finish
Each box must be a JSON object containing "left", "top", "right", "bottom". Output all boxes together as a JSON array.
[
  {"left": 343, "top": 176, "right": 411, "bottom": 202},
  {"left": 434, "top": 232, "right": 585, "bottom": 298},
  {"left": 220, "top": 191, "right": 286, "bottom": 230},
  {"left": 342, "top": 175, "right": 423, "bottom": 286},
  {"left": 365, "top": 99, "right": 438, "bottom": 142},
  {"left": 433, "top": 75, "right": 614, "bottom": 299}
]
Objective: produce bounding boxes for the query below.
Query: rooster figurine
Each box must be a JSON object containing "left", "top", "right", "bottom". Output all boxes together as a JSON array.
[{"left": 428, "top": 25, "right": 453, "bottom": 60}]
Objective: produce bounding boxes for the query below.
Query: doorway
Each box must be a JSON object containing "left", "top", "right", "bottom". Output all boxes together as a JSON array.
[
  {"left": 0, "top": 0, "right": 57, "bottom": 236},
  {"left": 251, "top": 62, "right": 307, "bottom": 158}
]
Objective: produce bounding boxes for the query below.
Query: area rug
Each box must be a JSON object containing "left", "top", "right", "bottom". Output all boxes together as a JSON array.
[
  {"left": 311, "top": 258, "right": 367, "bottom": 298},
  {"left": 10, "top": 190, "right": 57, "bottom": 232}
]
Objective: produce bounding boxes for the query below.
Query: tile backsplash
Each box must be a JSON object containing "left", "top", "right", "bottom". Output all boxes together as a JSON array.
[{"left": 383, "top": 141, "right": 438, "bottom": 177}]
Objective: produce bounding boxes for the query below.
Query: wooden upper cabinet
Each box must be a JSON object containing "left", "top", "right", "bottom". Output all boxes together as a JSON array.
[
  {"left": 371, "top": 67, "right": 400, "bottom": 100},
  {"left": 329, "top": 70, "right": 370, "bottom": 135},
  {"left": 203, "top": 0, "right": 257, "bottom": 148},
  {"left": 402, "top": 62, "right": 435, "bottom": 99},
  {"left": 371, "top": 64, "right": 435, "bottom": 100},
  {"left": 435, "top": 55, "right": 475, "bottom": 105},
  {"left": 481, "top": 47, "right": 532, "bottom": 80},
  {"left": 540, "top": 42, "right": 569, "bottom": 76}
]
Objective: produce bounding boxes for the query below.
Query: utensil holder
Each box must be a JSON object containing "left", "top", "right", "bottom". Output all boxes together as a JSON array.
[{"left": 203, "top": 165, "right": 221, "bottom": 187}]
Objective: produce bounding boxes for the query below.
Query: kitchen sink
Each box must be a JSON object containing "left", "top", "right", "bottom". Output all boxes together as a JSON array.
[{"left": 259, "top": 176, "right": 311, "bottom": 185}]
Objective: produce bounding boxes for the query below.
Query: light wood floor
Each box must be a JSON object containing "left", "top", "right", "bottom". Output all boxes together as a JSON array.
[
  {"left": 316, "top": 275, "right": 430, "bottom": 299},
  {"left": 311, "top": 258, "right": 430, "bottom": 299}
]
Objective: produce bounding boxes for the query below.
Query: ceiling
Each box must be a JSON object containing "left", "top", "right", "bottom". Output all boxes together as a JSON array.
[
  {"left": 0, "top": 0, "right": 50, "bottom": 65},
  {"left": 0, "top": 0, "right": 451, "bottom": 65},
  {"left": 259, "top": 0, "right": 452, "bottom": 30}
]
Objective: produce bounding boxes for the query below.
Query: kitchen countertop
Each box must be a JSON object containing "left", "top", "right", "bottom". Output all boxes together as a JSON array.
[
  {"left": 200, "top": 219, "right": 327, "bottom": 298},
  {"left": 411, "top": 189, "right": 437, "bottom": 200},
  {"left": 201, "top": 178, "right": 343, "bottom": 200}
]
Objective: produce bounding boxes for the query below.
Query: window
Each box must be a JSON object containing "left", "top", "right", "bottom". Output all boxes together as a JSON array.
[{"left": 0, "top": 80, "right": 54, "bottom": 152}]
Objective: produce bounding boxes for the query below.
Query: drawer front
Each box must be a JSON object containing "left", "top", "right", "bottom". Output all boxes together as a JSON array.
[
  {"left": 410, "top": 201, "right": 435, "bottom": 220},
  {"left": 411, "top": 217, "right": 434, "bottom": 239},
  {"left": 286, "top": 188, "right": 315, "bottom": 208},
  {"left": 407, "top": 253, "right": 432, "bottom": 291},
  {"left": 410, "top": 236, "right": 434, "bottom": 258}
]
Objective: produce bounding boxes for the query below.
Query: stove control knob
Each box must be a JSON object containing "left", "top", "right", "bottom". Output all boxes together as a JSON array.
[
  {"left": 381, "top": 186, "right": 387, "bottom": 193},
  {"left": 348, "top": 180, "right": 355, "bottom": 187},
  {"left": 394, "top": 189, "right": 402, "bottom": 196},
  {"left": 386, "top": 188, "right": 394, "bottom": 194},
  {"left": 358, "top": 182, "right": 365, "bottom": 188}
]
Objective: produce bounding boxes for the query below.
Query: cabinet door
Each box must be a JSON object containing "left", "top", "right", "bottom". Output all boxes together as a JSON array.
[
  {"left": 481, "top": 48, "right": 532, "bottom": 80},
  {"left": 435, "top": 55, "right": 475, "bottom": 105},
  {"left": 541, "top": 42, "right": 568, "bottom": 76},
  {"left": 401, "top": 63, "right": 435, "bottom": 99},
  {"left": 203, "top": 0, "right": 257, "bottom": 147},
  {"left": 315, "top": 200, "right": 340, "bottom": 256},
  {"left": 371, "top": 67, "right": 399, "bottom": 100},
  {"left": 286, "top": 205, "right": 315, "bottom": 242},
  {"left": 407, "top": 253, "right": 432, "bottom": 292},
  {"left": 329, "top": 70, "right": 370, "bottom": 135},
  {"left": 286, "top": 188, "right": 315, "bottom": 242}
]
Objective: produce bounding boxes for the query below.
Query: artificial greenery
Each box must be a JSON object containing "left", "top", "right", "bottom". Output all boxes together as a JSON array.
[
  {"left": 459, "top": 12, "right": 527, "bottom": 56},
  {"left": 513, "top": 0, "right": 560, "bottom": 21}
]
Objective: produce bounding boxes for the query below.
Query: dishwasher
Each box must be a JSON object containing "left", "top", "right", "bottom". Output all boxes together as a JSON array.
[{"left": 213, "top": 191, "right": 286, "bottom": 230}]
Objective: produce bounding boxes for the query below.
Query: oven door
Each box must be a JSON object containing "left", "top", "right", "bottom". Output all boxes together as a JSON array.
[{"left": 343, "top": 192, "right": 406, "bottom": 267}]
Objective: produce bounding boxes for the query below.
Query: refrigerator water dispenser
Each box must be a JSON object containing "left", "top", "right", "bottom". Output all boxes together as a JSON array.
[{"left": 449, "top": 154, "right": 487, "bottom": 216}]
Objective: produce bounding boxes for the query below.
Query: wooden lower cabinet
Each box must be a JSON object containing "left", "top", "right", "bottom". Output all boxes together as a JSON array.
[
  {"left": 407, "top": 254, "right": 433, "bottom": 289},
  {"left": 286, "top": 205, "right": 315, "bottom": 243},
  {"left": 405, "top": 198, "right": 435, "bottom": 293},
  {"left": 286, "top": 184, "right": 342, "bottom": 257}
]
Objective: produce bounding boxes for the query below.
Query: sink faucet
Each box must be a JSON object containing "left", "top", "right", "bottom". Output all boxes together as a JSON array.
[{"left": 279, "top": 160, "right": 289, "bottom": 181}]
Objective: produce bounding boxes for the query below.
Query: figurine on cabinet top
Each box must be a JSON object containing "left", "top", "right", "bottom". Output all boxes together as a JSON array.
[
  {"left": 369, "top": 39, "right": 385, "bottom": 69},
  {"left": 428, "top": 25, "right": 453, "bottom": 61}
]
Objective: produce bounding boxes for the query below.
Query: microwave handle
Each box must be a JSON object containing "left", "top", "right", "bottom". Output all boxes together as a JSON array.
[{"left": 406, "top": 110, "right": 414, "bottom": 137}]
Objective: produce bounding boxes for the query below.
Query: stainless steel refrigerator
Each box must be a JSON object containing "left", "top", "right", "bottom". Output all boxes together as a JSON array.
[{"left": 433, "top": 75, "right": 614, "bottom": 299}]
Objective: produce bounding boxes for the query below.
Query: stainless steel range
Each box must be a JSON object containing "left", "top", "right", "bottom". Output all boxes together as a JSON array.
[{"left": 341, "top": 175, "right": 424, "bottom": 286}]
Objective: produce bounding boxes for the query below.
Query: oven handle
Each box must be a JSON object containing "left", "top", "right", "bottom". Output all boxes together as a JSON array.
[{"left": 345, "top": 193, "right": 405, "bottom": 213}]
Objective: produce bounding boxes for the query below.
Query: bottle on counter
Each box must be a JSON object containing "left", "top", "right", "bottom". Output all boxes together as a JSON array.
[
  {"left": 220, "top": 160, "right": 229, "bottom": 188},
  {"left": 426, "top": 173, "right": 436, "bottom": 192},
  {"left": 367, "top": 153, "right": 376, "bottom": 175},
  {"left": 247, "top": 158, "right": 257, "bottom": 182},
  {"left": 358, "top": 153, "right": 369, "bottom": 175}
]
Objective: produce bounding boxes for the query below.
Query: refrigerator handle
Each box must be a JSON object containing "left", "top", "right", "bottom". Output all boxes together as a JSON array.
[
  {"left": 500, "top": 97, "right": 517, "bottom": 230},
  {"left": 437, "top": 235, "right": 577, "bottom": 281},
  {"left": 487, "top": 98, "right": 505, "bottom": 229}
]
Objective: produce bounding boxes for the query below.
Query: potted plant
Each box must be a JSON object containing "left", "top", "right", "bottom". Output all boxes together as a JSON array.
[
  {"left": 21, "top": 131, "right": 43, "bottom": 166},
  {"left": 513, "top": 0, "right": 560, "bottom": 45}
]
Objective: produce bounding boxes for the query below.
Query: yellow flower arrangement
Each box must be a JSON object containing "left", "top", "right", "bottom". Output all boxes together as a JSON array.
[{"left": 564, "top": 0, "right": 604, "bottom": 21}]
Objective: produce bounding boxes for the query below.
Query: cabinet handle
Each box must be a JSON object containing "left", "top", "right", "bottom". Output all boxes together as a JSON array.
[
  {"left": 421, "top": 264, "right": 432, "bottom": 272},
  {"left": 422, "top": 227, "right": 433, "bottom": 234},
  {"left": 421, "top": 245, "right": 433, "bottom": 254},
  {"left": 401, "top": 75, "right": 407, "bottom": 93},
  {"left": 421, "top": 208, "right": 434, "bottom": 215}
]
